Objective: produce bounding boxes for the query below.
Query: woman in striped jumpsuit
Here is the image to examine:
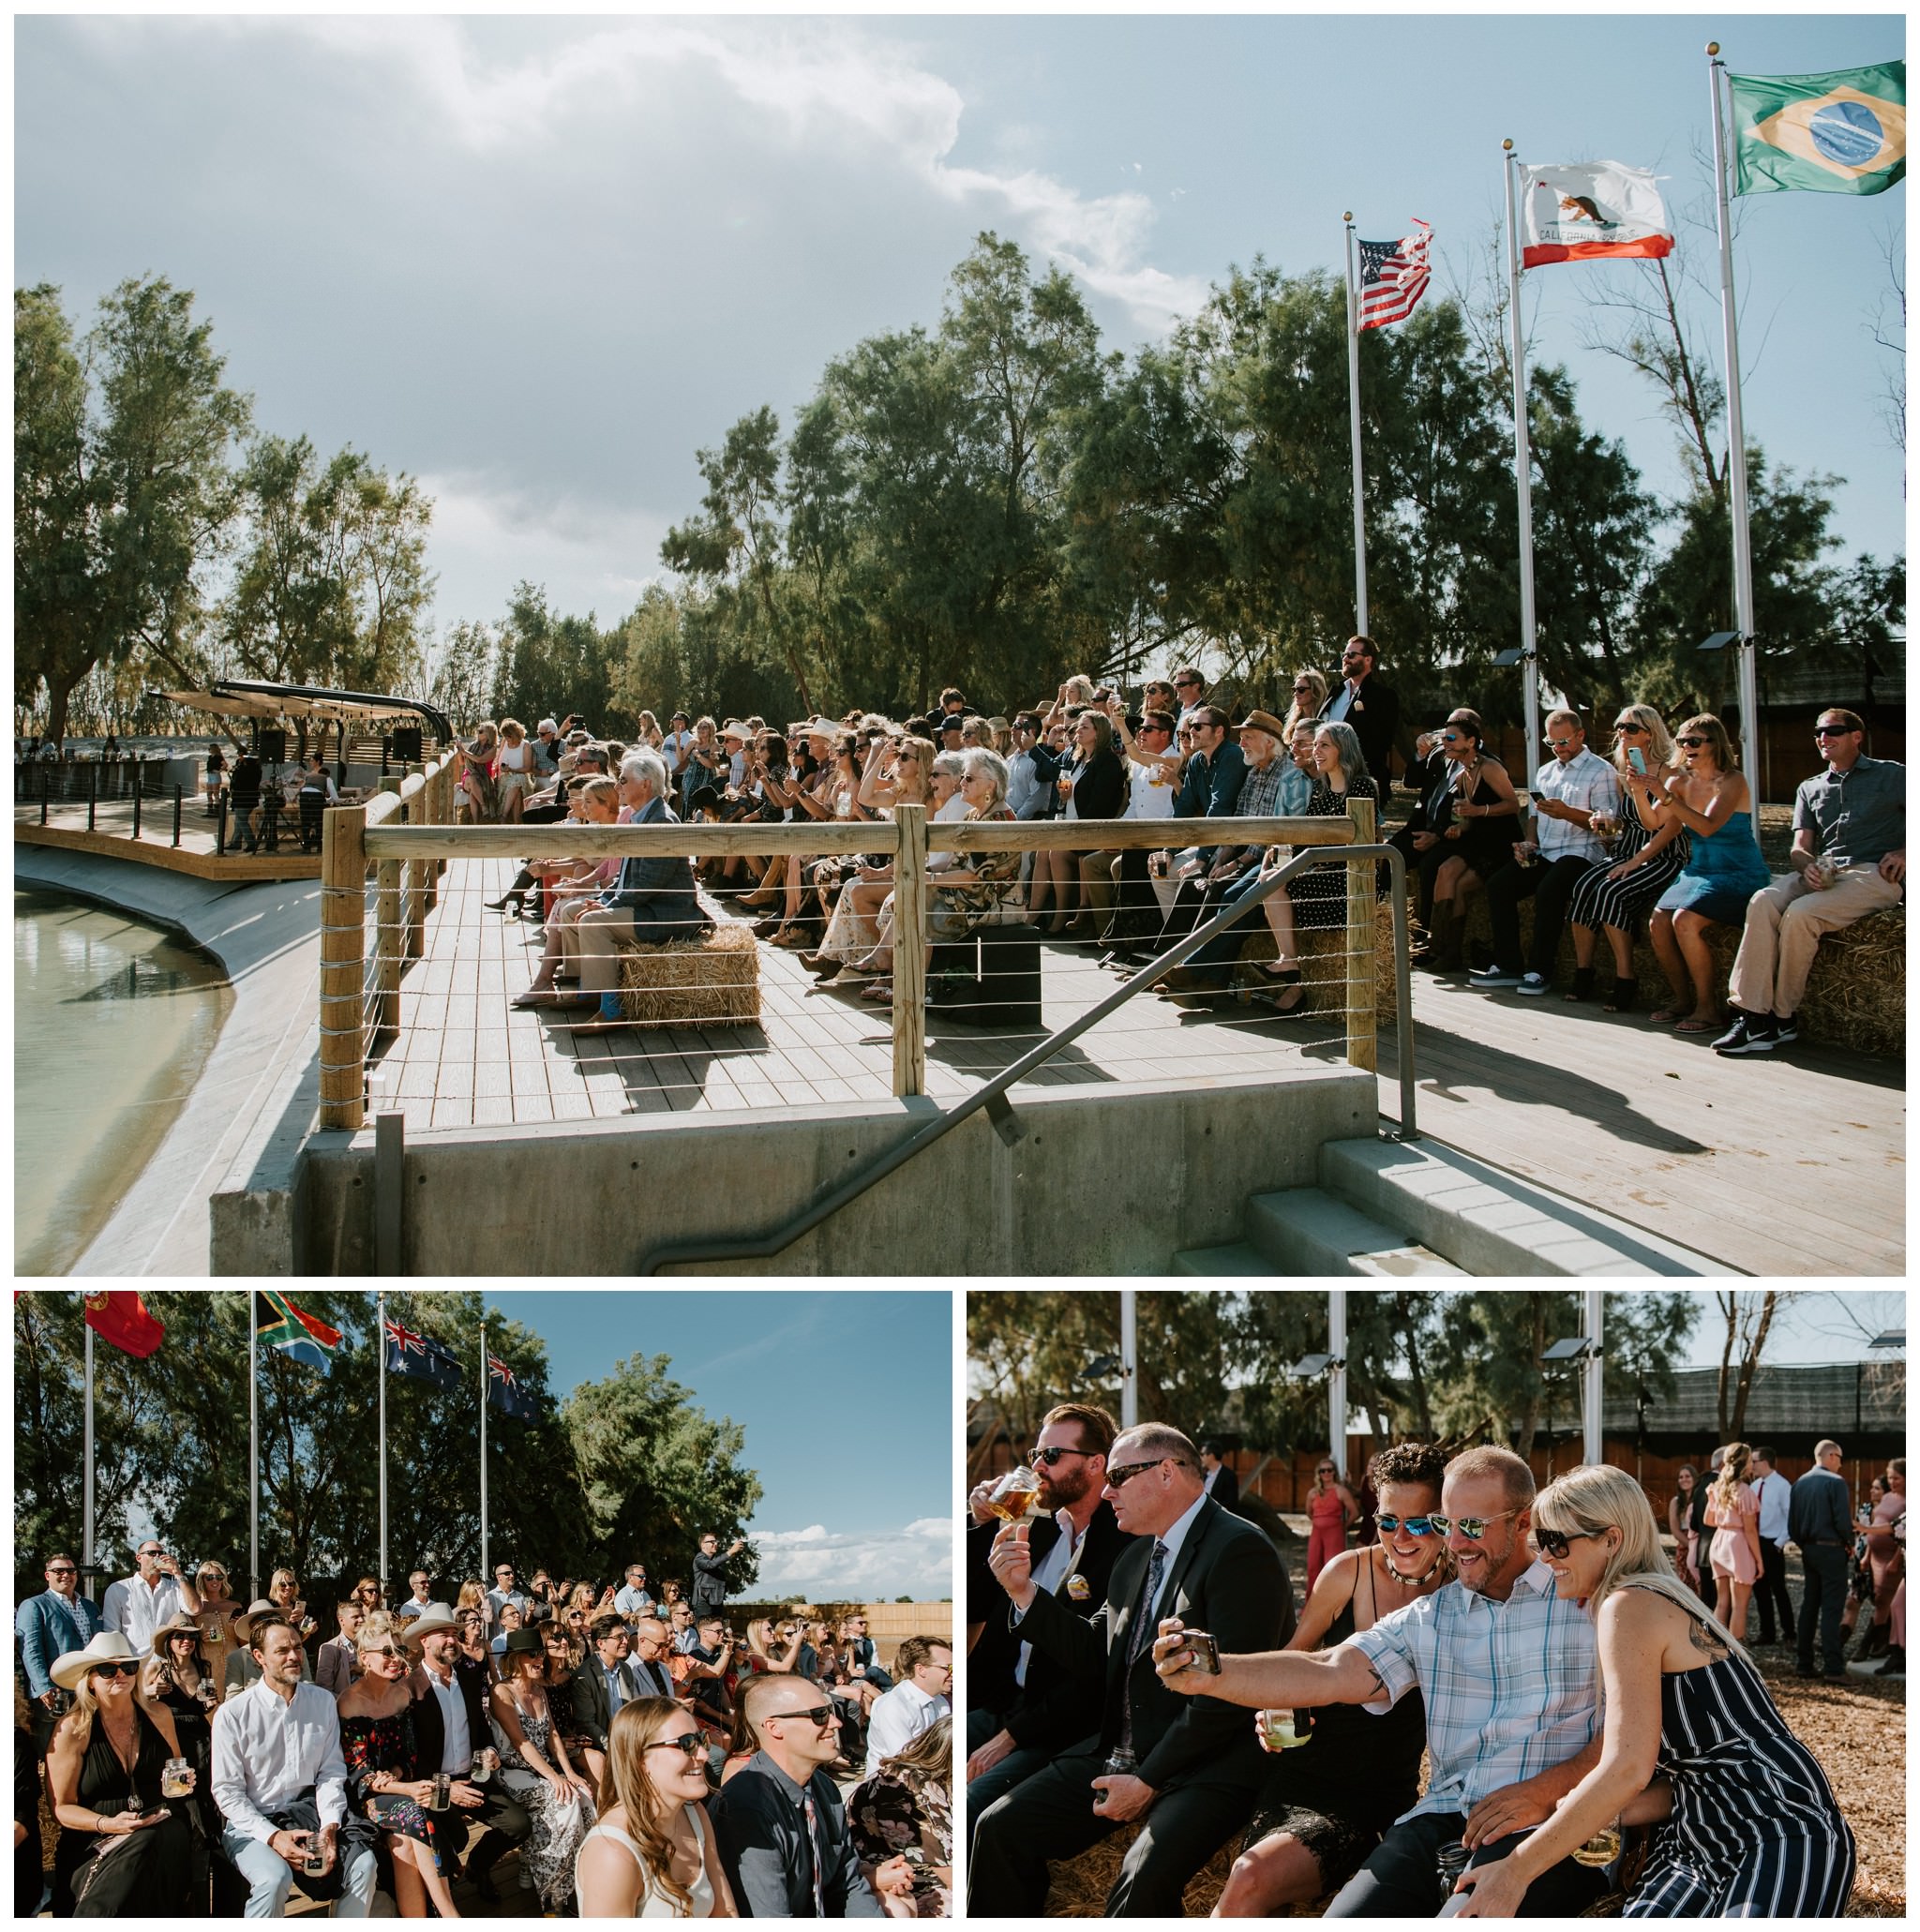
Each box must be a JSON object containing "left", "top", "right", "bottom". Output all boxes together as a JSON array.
[{"left": 1453, "top": 1465, "right": 1854, "bottom": 1920}]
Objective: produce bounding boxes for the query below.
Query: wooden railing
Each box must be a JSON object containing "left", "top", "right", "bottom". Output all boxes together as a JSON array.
[{"left": 318, "top": 795, "right": 1372, "bottom": 1131}]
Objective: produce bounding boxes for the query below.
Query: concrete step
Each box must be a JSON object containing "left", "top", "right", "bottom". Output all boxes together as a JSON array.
[
  {"left": 1243, "top": 1188, "right": 1465, "bottom": 1277},
  {"left": 1318, "top": 1137, "right": 1726, "bottom": 1277},
  {"left": 1170, "top": 1242, "right": 1280, "bottom": 1276}
]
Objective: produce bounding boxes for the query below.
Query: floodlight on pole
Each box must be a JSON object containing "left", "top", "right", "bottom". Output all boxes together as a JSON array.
[{"left": 1869, "top": 1329, "right": 1905, "bottom": 1352}]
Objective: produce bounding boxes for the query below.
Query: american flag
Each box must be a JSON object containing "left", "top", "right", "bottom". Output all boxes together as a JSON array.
[{"left": 1357, "top": 219, "right": 1432, "bottom": 331}]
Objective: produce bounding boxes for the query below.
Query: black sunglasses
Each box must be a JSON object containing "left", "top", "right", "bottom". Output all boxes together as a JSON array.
[
  {"left": 1814, "top": 725, "right": 1858, "bottom": 738},
  {"left": 1532, "top": 1527, "right": 1599, "bottom": 1561},
  {"left": 772, "top": 1704, "right": 836, "bottom": 1729},
  {"left": 646, "top": 1733, "right": 708, "bottom": 1760},
  {"left": 93, "top": 1662, "right": 142, "bottom": 1679},
  {"left": 1106, "top": 1456, "right": 1176, "bottom": 1488},
  {"left": 1675, "top": 736, "right": 1708, "bottom": 748},
  {"left": 1029, "top": 1445, "right": 1091, "bottom": 1468},
  {"left": 47, "top": 1565, "right": 76, "bottom": 1576},
  {"left": 1614, "top": 722, "right": 1648, "bottom": 734}
]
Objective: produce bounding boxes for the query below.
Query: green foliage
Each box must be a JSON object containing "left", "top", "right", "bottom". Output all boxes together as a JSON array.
[
  {"left": 488, "top": 581, "right": 637, "bottom": 737},
  {"left": 12, "top": 1292, "right": 760, "bottom": 1604}
]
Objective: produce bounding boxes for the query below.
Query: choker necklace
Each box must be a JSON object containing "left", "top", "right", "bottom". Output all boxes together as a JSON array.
[{"left": 1381, "top": 1550, "right": 1441, "bottom": 1586}]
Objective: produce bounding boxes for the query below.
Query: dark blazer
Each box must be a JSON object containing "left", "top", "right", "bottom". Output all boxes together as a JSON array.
[
  {"left": 1789, "top": 1468, "right": 1853, "bottom": 1550},
  {"left": 1323, "top": 675, "right": 1401, "bottom": 786},
  {"left": 410, "top": 1655, "right": 493, "bottom": 1769},
  {"left": 1013, "top": 1494, "right": 1284, "bottom": 1794},
  {"left": 689, "top": 1550, "right": 730, "bottom": 1610},
  {"left": 1065, "top": 747, "right": 1128, "bottom": 821},
  {"left": 603, "top": 795, "right": 709, "bottom": 944},
  {"left": 1204, "top": 1464, "right": 1241, "bottom": 1512},
  {"left": 570, "top": 1655, "right": 644, "bottom": 1750},
  {"left": 1001, "top": 1501, "right": 1132, "bottom": 1754}
]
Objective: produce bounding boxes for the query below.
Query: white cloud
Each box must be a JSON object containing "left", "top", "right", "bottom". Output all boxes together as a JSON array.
[{"left": 752, "top": 1516, "right": 952, "bottom": 1603}]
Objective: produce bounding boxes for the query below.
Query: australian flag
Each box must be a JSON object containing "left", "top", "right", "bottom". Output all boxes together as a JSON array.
[
  {"left": 488, "top": 1351, "right": 541, "bottom": 1423},
  {"left": 384, "top": 1318, "right": 462, "bottom": 1394}
]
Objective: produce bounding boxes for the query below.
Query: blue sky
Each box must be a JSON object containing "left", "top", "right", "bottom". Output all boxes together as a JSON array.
[
  {"left": 488, "top": 1289, "right": 952, "bottom": 1599},
  {"left": 15, "top": 13, "right": 1903, "bottom": 667}
]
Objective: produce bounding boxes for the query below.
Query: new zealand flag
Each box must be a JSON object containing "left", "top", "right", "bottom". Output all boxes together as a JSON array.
[{"left": 384, "top": 1318, "right": 463, "bottom": 1394}]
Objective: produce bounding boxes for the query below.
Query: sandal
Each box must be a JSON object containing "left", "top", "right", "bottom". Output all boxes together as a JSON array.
[
  {"left": 1561, "top": 966, "right": 1597, "bottom": 1003},
  {"left": 1601, "top": 975, "right": 1638, "bottom": 1014},
  {"left": 861, "top": 980, "right": 893, "bottom": 1005},
  {"left": 1648, "top": 1006, "right": 1687, "bottom": 1026},
  {"left": 1254, "top": 966, "right": 1307, "bottom": 1015},
  {"left": 1674, "top": 1014, "right": 1718, "bottom": 1034}
]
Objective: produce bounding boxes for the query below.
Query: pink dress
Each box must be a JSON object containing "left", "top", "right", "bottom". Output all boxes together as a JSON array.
[
  {"left": 1306, "top": 1486, "right": 1348, "bottom": 1592},
  {"left": 1707, "top": 1482, "right": 1759, "bottom": 1584}
]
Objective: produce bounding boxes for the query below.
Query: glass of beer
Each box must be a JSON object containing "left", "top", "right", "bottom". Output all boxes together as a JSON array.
[
  {"left": 471, "top": 1747, "right": 495, "bottom": 1786},
  {"left": 1572, "top": 1822, "right": 1623, "bottom": 1868},
  {"left": 986, "top": 1466, "right": 1047, "bottom": 1529},
  {"left": 430, "top": 1773, "right": 450, "bottom": 1812},
  {"left": 1254, "top": 1708, "right": 1311, "bottom": 1751},
  {"left": 161, "top": 1757, "right": 192, "bottom": 1798}
]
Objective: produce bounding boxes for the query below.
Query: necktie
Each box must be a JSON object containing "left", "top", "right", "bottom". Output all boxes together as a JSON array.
[
  {"left": 801, "top": 1790, "right": 826, "bottom": 1916},
  {"left": 1117, "top": 1541, "right": 1169, "bottom": 1759}
]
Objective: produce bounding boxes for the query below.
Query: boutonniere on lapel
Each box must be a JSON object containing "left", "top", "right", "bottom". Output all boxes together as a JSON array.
[
  {"left": 1353, "top": 698, "right": 1365, "bottom": 713},
  {"left": 1065, "top": 1574, "right": 1090, "bottom": 1602}
]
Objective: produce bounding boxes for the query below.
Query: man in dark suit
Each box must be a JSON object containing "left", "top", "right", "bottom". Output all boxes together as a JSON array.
[
  {"left": 560, "top": 748, "right": 712, "bottom": 1029},
  {"left": 1790, "top": 1438, "right": 1854, "bottom": 1677},
  {"left": 572, "top": 1612, "right": 644, "bottom": 1795},
  {"left": 969, "top": 1423, "right": 1287, "bottom": 1917},
  {"left": 966, "top": 1403, "right": 1132, "bottom": 1815},
  {"left": 624, "top": 1614, "right": 681, "bottom": 1701},
  {"left": 691, "top": 1530, "right": 746, "bottom": 1614},
  {"left": 403, "top": 1605, "right": 530, "bottom": 1900},
  {"left": 1320, "top": 636, "right": 1401, "bottom": 787},
  {"left": 1200, "top": 1441, "right": 1240, "bottom": 1513}
]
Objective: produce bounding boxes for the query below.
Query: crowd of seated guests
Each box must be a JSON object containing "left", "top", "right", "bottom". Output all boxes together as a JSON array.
[{"left": 464, "top": 645, "right": 1898, "bottom": 1041}]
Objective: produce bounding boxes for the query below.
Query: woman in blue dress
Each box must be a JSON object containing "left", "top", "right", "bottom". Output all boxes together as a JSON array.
[
  {"left": 1453, "top": 1464, "right": 1854, "bottom": 1920},
  {"left": 1628, "top": 714, "right": 1769, "bottom": 1032}
]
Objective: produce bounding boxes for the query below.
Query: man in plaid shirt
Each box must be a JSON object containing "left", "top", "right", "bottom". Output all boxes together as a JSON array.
[{"left": 1155, "top": 1445, "right": 1615, "bottom": 1917}]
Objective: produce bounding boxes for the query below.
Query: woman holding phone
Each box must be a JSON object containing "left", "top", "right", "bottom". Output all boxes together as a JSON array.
[
  {"left": 1560, "top": 704, "right": 1688, "bottom": 1014},
  {"left": 1632, "top": 714, "right": 1769, "bottom": 1031}
]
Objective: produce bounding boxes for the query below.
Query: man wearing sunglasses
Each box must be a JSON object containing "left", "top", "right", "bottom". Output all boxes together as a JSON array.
[
  {"left": 712, "top": 1675, "right": 884, "bottom": 1917},
  {"left": 971, "top": 1423, "right": 1285, "bottom": 1918},
  {"left": 1319, "top": 636, "right": 1402, "bottom": 791},
  {"left": 17, "top": 1552, "right": 105, "bottom": 1756},
  {"left": 967, "top": 1404, "right": 1129, "bottom": 1812},
  {"left": 102, "top": 1540, "right": 201, "bottom": 1655},
  {"left": 1717, "top": 708, "right": 1905, "bottom": 1055},
  {"left": 1152, "top": 1444, "right": 1610, "bottom": 1919}
]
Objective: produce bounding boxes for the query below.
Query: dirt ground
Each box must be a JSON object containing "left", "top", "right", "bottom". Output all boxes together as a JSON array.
[{"left": 1041, "top": 1532, "right": 1906, "bottom": 1918}]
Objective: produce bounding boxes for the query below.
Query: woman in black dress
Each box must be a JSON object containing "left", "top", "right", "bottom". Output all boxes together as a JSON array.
[
  {"left": 44, "top": 1633, "right": 197, "bottom": 1916},
  {"left": 1215, "top": 1443, "right": 1450, "bottom": 1914},
  {"left": 1042, "top": 710, "right": 1126, "bottom": 937},
  {"left": 1408, "top": 709, "right": 1521, "bottom": 973},
  {"left": 1246, "top": 721, "right": 1379, "bottom": 1017}
]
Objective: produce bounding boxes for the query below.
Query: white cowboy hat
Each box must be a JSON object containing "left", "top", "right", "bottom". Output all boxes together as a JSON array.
[
  {"left": 231, "top": 1598, "right": 283, "bottom": 1647},
  {"left": 399, "top": 1602, "right": 462, "bottom": 1652},
  {"left": 718, "top": 721, "right": 751, "bottom": 743},
  {"left": 50, "top": 1630, "right": 143, "bottom": 1692}
]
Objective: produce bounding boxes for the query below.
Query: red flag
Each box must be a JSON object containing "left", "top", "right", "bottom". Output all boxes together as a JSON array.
[{"left": 83, "top": 1291, "right": 165, "bottom": 1359}]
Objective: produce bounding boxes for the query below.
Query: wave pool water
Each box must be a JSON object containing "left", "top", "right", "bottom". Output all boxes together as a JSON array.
[{"left": 14, "top": 888, "right": 234, "bottom": 1275}]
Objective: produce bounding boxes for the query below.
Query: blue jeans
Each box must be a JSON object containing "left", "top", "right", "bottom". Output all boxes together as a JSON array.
[
  {"left": 219, "top": 1824, "right": 378, "bottom": 1918},
  {"left": 1186, "top": 865, "right": 1268, "bottom": 973}
]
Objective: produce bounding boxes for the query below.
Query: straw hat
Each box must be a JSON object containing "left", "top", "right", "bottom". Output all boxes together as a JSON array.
[
  {"left": 232, "top": 1598, "right": 283, "bottom": 1647},
  {"left": 1236, "top": 710, "right": 1288, "bottom": 743},
  {"left": 150, "top": 1610, "right": 202, "bottom": 1653},
  {"left": 50, "top": 1631, "right": 142, "bottom": 1693},
  {"left": 399, "top": 1603, "right": 461, "bottom": 1652},
  {"left": 718, "top": 721, "right": 750, "bottom": 744}
]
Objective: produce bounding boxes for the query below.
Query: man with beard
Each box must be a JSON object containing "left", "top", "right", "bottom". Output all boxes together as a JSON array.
[
  {"left": 1150, "top": 1445, "right": 1612, "bottom": 1918},
  {"left": 965, "top": 1403, "right": 1131, "bottom": 1814}
]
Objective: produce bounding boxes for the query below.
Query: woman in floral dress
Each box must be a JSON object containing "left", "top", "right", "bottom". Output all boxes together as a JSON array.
[
  {"left": 491, "top": 1627, "right": 594, "bottom": 1910},
  {"left": 848, "top": 1715, "right": 952, "bottom": 1918}
]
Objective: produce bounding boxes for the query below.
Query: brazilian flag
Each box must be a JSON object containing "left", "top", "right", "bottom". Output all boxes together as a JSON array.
[{"left": 1730, "top": 61, "right": 1905, "bottom": 195}]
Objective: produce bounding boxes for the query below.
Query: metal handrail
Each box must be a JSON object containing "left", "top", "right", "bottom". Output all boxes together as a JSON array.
[{"left": 638, "top": 842, "right": 1416, "bottom": 1274}]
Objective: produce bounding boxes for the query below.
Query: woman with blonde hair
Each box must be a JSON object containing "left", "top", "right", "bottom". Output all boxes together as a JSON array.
[
  {"left": 848, "top": 1710, "right": 954, "bottom": 1918},
  {"left": 804, "top": 737, "right": 936, "bottom": 980},
  {"left": 1702, "top": 1442, "right": 1763, "bottom": 1642},
  {"left": 495, "top": 718, "right": 537, "bottom": 824},
  {"left": 575, "top": 1697, "right": 739, "bottom": 1916},
  {"left": 1282, "top": 669, "right": 1329, "bottom": 741},
  {"left": 461, "top": 722, "right": 502, "bottom": 824},
  {"left": 1630, "top": 712, "right": 1769, "bottom": 1030},
  {"left": 1561, "top": 703, "right": 1688, "bottom": 1013},
  {"left": 1453, "top": 1463, "right": 1854, "bottom": 1918}
]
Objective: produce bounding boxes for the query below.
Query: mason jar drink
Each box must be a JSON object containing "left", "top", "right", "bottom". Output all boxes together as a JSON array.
[
  {"left": 1254, "top": 1707, "right": 1311, "bottom": 1751},
  {"left": 161, "top": 1757, "right": 191, "bottom": 1798}
]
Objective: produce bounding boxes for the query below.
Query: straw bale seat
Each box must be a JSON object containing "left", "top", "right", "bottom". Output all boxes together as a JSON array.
[{"left": 613, "top": 921, "right": 759, "bottom": 1028}]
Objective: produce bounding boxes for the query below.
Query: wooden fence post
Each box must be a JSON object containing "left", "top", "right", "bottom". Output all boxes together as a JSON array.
[
  {"left": 1345, "top": 795, "right": 1376, "bottom": 1073},
  {"left": 892, "top": 803, "right": 928, "bottom": 1098},
  {"left": 319, "top": 801, "right": 370, "bottom": 1131},
  {"left": 404, "top": 763, "right": 427, "bottom": 959},
  {"left": 375, "top": 808, "right": 402, "bottom": 1039}
]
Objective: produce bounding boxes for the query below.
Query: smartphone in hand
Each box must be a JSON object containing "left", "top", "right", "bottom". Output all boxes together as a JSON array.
[{"left": 1627, "top": 748, "right": 1647, "bottom": 777}]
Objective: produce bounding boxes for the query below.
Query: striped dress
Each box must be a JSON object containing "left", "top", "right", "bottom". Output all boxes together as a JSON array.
[
  {"left": 1625, "top": 1605, "right": 1855, "bottom": 1918},
  {"left": 1566, "top": 802, "right": 1688, "bottom": 937}
]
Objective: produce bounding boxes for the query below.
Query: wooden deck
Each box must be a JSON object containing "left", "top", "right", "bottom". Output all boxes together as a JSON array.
[
  {"left": 352, "top": 859, "right": 1901, "bottom": 1278},
  {"left": 16, "top": 798, "right": 322, "bottom": 881}
]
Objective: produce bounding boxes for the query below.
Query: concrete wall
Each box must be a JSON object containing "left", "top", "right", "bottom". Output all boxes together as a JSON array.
[{"left": 293, "top": 1066, "right": 1375, "bottom": 1276}]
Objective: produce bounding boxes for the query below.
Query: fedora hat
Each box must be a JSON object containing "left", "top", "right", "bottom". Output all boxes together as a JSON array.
[
  {"left": 501, "top": 1626, "right": 545, "bottom": 1657},
  {"left": 50, "top": 1631, "right": 143, "bottom": 1693},
  {"left": 399, "top": 1602, "right": 461, "bottom": 1652},
  {"left": 1236, "top": 710, "right": 1288, "bottom": 742},
  {"left": 232, "top": 1598, "right": 283, "bottom": 1647}
]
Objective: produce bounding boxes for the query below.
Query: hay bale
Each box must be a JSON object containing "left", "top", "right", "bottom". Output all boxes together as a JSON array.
[{"left": 614, "top": 921, "right": 759, "bottom": 1027}]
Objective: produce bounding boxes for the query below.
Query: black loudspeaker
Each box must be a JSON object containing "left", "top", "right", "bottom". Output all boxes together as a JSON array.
[
  {"left": 390, "top": 725, "right": 423, "bottom": 760},
  {"left": 257, "top": 726, "right": 287, "bottom": 762},
  {"left": 927, "top": 923, "right": 1044, "bottom": 1028}
]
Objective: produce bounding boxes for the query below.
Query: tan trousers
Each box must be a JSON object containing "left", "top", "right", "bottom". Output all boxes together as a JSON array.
[
  {"left": 1727, "top": 866, "right": 1902, "bottom": 1019},
  {"left": 561, "top": 903, "right": 638, "bottom": 995}
]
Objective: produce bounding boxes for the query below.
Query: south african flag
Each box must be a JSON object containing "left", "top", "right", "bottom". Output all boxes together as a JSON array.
[{"left": 255, "top": 1291, "right": 343, "bottom": 1372}]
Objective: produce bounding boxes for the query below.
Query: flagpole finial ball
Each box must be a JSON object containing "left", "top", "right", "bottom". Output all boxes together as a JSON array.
[
  {"left": 1706, "top": 41, "right": 1719, "bottom": 55},
  {"left": 1343, "top": 210, "right": 1353, "bottom": 223},
  {"left": 1502, "top": 138, "right": 1514, "bottom": 152}
]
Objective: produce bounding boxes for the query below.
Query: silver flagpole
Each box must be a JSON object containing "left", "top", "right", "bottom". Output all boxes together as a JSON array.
[
  {"left": 83, "top": 1309, "right": 95, "bottom": 1589},
  {"left": 1344, "top": 215, "right": 1370, "bottom": 635},
  {"left": 249, "top": 1295, "right": 259, "bottom": 1599},
  {"left": 1502, "top": 140, "right": 1543, "bottom": 785},
  {"left": 378, "top": 1291, "right": 388, "bottom": 1602},
  {"left": 1707, "top": 42, "right": 1762, "bottom": 783},
  {"left": 479, "top": 1315, "right": 488, "bottom": 1582}
]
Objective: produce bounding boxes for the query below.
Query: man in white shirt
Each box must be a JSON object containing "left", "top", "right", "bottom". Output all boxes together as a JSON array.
[
  {"left": 484, "top": 1562, "right": 529, "bottom": 1636},
  {"left": 1748, "top": 1448, "right": 1797, "bottom": 1648},
  {"left": 211, "top": 1618, "right": 377, "bottom": 1915},
  {"left": 1472, "top": 709, "right": 1622, "bottom": 996},
  {"left": 102, "top": 1540, "right": 199, "bottom": 1654},
  {"left": 396, "top": 1569, "right": 434, "bottom": 1623},
  {"left": 863, "top": 1636, "right": 952, "bottom": 1776}
]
